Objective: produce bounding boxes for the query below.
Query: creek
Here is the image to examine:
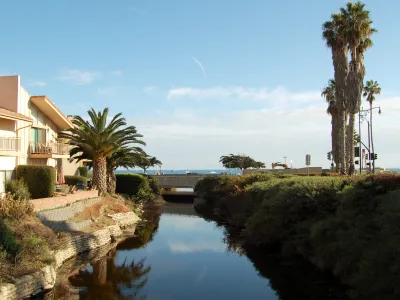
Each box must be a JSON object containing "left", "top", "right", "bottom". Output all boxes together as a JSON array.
[{"left": 50, "top": 201, "right": 346, "bottom": 300}]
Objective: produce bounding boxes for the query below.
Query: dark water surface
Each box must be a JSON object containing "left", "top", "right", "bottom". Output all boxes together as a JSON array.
[{"left": 66, "top": 202, "right": 346, "bottom": 300}]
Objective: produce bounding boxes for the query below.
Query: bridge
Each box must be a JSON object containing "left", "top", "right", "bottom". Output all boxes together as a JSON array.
[{"left": 150, "top": 174, "right": 209, "bottom": 189}]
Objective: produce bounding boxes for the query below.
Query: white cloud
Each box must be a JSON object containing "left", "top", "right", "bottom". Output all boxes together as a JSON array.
[
  {"left": 28, "top": 81, "right": 47, "bottom": 87},
  {"left": 127, "top": 88, "right": 400, "bottom": 170},
  {"left": 58, "top": 69, "right": 98, "bottom": 85},
  {"left": 167, "top": 86, "right": 321, "bottom": 106},
  {"left": 191, "top": 57, "right": 206, "bottom": 77},
  {"left": 167, "top": 240, "right": 225, "bottom": 253},
  {"left": 143, "top": 86, "right": 158, "bottom": 94},
  {"left": 97, "top": 86, "right": 119, "bottom": 96}
]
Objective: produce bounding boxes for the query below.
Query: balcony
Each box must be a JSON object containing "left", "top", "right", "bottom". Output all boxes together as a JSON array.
[
  {"left": 0, "top": 137, "right": 21, "bottom": 155},
  {"left": 29, "top": 141, "right": 70, "bottom": 158}
]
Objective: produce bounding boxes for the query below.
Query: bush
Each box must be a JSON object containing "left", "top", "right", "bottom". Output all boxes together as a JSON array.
[
  {"left": 16, "top": 165, "right": 56, "bottom": 199},
  {"left": 78, "top": 166, "right": 88, "bottom": 178},
  {"left": 0, "top": 193, "right": 34, "bottom": 219},
  {"left": 0, "top": 220, "right": 20, "bottom": 258},
  {"left": 116, "top": 174, "right": 155, "bottom": 201},
  {"left": 145, "top": 175, "right": 161, "bottom": 196},
  {"left": 5, "top": 179, "right": 31, "bottom": 200},
  {"left": 64, "top": 175, "right": 88, "bottom": 188}
]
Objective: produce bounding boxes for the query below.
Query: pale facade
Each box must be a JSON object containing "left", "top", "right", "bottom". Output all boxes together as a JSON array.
[{"left": 0, "top": 75, "right": 81, "bottom": 193}]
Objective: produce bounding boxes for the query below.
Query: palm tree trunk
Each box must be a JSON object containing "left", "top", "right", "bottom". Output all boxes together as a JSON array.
[
  {"left": 93, "top": 156, "right": 107, "bottom": 195},
  {"left": 333, "top": 48, "right": 349, "bottom": 175},
  {"left": 347, "top": 114, "right": 356, "bottom": 174},
  {"left": 370, "top": 101, "right": 375, "bottom": 173},
  {"left": 92, "top": 259, "right": 107, "bottom": 286},
  {"left": 106, "top": 165, "right": 116, "bottom": 194}
]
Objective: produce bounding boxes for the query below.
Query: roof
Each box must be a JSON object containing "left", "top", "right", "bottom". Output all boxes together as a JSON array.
[
  {"left": 30, "top": 96, "right": 73, "bottom": 129},
  {"left": 0, "top": 107, "right": 32, "bottom": 122}
]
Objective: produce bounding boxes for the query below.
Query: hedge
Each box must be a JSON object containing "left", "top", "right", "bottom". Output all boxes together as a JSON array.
[
  {"left": 78, "top": 166, "right": 88, "bottom": 177},
  {"left": 64, "top": 175, "right": 88, "bottom": 188},
  {"left": 16, "top": 165, "right": 56, "bottom": 199},
  {"left": 116, "top": 174, "right": 155, "bottom": 201}
]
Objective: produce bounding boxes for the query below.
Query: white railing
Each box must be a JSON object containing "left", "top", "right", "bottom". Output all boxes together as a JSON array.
[
  {"left": 0, "top": 137, "right": 21, "bottom": 152},
  {"left": 30, "top": 141, "right": 70, "bottom": 155}
]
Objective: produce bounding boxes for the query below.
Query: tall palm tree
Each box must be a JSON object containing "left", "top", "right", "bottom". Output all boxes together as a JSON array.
[
  {"left": 322, "top": 79, "right": 338, "bottom": 170},
  {"left": 60, "top": 108, "right": 143, "bottom": 194},
  {"left": 322, "top": 13, "right": 349, "bottom": 174},
  {"left": 340, "top": 1, "right": 376, "bottom": 174},
  {"left": 363, "top": 79, "right": 381, "bottom": 173}
]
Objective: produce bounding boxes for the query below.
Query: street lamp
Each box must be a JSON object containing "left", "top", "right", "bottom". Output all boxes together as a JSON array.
[{"left": 358, "top": 106, "right": 381, "bottom": 174}]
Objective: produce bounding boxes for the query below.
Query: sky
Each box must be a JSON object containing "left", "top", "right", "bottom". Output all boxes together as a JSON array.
[{"left": 1, "top": 0, "right": 400, "bottom": 169}]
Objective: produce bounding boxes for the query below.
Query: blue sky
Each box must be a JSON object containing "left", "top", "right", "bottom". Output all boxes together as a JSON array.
[{"left": 1, "top": 0, "right": 399, "bottom": 169}]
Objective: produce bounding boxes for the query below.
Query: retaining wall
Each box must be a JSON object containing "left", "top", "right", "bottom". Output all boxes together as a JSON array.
[
  {"left": 0, "top": 213, "right": 139, "bottom": 300},
  {"left": 32, "top": 190, "right": 99, "bottom": 212}
]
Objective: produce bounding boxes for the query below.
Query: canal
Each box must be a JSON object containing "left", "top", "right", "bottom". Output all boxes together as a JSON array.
[{"left": 55, "top": 201, "right": 346, "bottom": 300}]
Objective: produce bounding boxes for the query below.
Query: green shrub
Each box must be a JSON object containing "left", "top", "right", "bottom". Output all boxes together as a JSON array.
[
  {"left": 0, "top": 220, "right": 19, "bottom": 258},
  {"left": 116, "top": 174, "right": 155, "bottom": 201},
  {"left": 64, "top": 175, "right": 88, "bottom": 188},
  {"left": 145, "top": 175, "right": 161, "bottom": 196},
  {"left": 78, "top": 166, "right": 88, "bottom": 177},
  {"left": 5, "top": 179, "right": 31, "bottom": 200},
  {"left": 18, "top": 234, "right": 53, "bottom": 265},
  {"left": 16, "top": 165, "right": 56, "bottom": 199}
]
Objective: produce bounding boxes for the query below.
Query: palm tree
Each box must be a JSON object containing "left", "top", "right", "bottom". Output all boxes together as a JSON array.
[
  {"left": 322, "top": 79, "right": 338, "bottom": 170},
  {"left": 106, "top": 146, "right": 145, "bottom": 193},
  {"left": 322, "top": 13, "right": 349, "bottom": 174},
  {"left": 60, "top": 108, "right": 144, "bottom": 194},
  {"left": 363, "top": 79, "right": 381, "bottom": 173},
  {"left": 340, "top": 1, "right": 376, "bottom": 174}
]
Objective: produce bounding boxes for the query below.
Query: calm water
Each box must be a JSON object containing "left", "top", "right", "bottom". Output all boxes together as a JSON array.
[
  {"left": 68, "top": 203, "right": 277, "bottom": 299},
  {"left": 65, "top": 202, "right": 346, "bottom": 300}
]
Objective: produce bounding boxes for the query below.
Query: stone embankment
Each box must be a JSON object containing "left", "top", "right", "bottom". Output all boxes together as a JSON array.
[{"left": 0, "top": 209, "right": 139, "bottom": 300}]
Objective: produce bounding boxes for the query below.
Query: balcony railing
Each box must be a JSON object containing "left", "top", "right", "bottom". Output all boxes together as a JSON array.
[
  {"left": 0, "top": 137, "right": 21, "bottom": 152},
  {"left": 30, "top": 141, "right": 70, "bottom": 156}
]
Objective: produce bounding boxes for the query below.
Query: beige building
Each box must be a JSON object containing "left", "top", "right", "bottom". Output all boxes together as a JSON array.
[{"left": 0, "top": 75, "right": 81, "bottom": 193}]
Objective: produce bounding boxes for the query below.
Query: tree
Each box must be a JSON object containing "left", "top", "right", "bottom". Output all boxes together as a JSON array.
[
  {"left": 322, "top": 13, "right": 349, "bottom": 174},
  {"left": 60, "top": 108, "right": 144, "bottom": 194},
  {"left": 323, "top": 2, "right": 376, "bottom": 174},
  {"left": 219, "top": 154, "right": 265, "bottom": 171},
  {"left": 137, "top": 155, "right": 162, "bottom": 174},
  {"left": 363, "top": 79, "right": 381, "bottom": 173},
  {"left": 322, "top": 79, "right": 338, "bottom": 170},
  {"left": 341, "top": 1, "right": 376, "bottom": 174}
]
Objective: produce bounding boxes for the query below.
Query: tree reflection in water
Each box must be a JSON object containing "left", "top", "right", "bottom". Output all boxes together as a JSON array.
[{"left": 69, "top": 205, "right": 162, "bottom": 300}]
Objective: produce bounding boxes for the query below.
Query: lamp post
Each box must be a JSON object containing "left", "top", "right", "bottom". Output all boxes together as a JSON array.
[{"left": 358, "top": 106, "right": 381, "bottom": 174}]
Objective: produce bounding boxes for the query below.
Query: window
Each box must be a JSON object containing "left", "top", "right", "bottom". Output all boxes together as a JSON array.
[{"left": 31, "top": 128, "right": 46, "bottom": 144}]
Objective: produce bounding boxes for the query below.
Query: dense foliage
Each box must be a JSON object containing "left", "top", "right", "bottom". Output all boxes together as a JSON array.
[
  {"left": 195, "top": 173, "right": 400, "bottom": 299},
  {"left": 16, "top": 165, "right": 56, "bottom": 199},
  {"left": 78, "top": 166, "right": 89, "bottom": 177},
  {"left": 115, "top": 174, "right": 158, "bottom": 201},
  {"left": 64, "top": 175, "right": 88, "bottom": 188},
  {"left": 5, "top": 179, "right": 31, "bottom": 200}
]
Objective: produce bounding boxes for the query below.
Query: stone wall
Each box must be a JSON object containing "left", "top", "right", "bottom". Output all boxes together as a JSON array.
[
  {"left": 0, "top": 212, "right": 139, "bottom": 300},
  {"left": 37, "top": 197, "right": 101, "bottom": 232},
  {"left": 32, "top": 190, "right": 99, "bottom": 212}
]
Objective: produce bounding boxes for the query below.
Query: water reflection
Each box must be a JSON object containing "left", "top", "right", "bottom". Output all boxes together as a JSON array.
[{"left": 69, "top": 202, "right": 277, "bottom": 299}]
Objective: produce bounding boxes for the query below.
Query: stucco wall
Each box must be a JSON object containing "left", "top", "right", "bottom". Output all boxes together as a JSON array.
[
  {"left": 0, "top": 157, "right": 16, "bottom": 171},
  {"left": 0, "top": 119, "right": 16, "bottom": 135},
  {"left": 0, "top": 76, "right": 19, "bottom": 112},
  {"left": 61, "top": 158, "right": 80, "bottom": 176}
]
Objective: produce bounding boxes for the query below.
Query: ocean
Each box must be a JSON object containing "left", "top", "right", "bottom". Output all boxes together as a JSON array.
[
  {"left": 115, "top": 168, "right": 400, "bottom": 175},
  {"left": 115, "top": 169, "right": 242, "bottom": 175}
]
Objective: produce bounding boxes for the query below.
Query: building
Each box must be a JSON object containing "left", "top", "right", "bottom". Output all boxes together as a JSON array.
[{"left": 0, "top": 75, "right": 81, "bottom": 194}]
